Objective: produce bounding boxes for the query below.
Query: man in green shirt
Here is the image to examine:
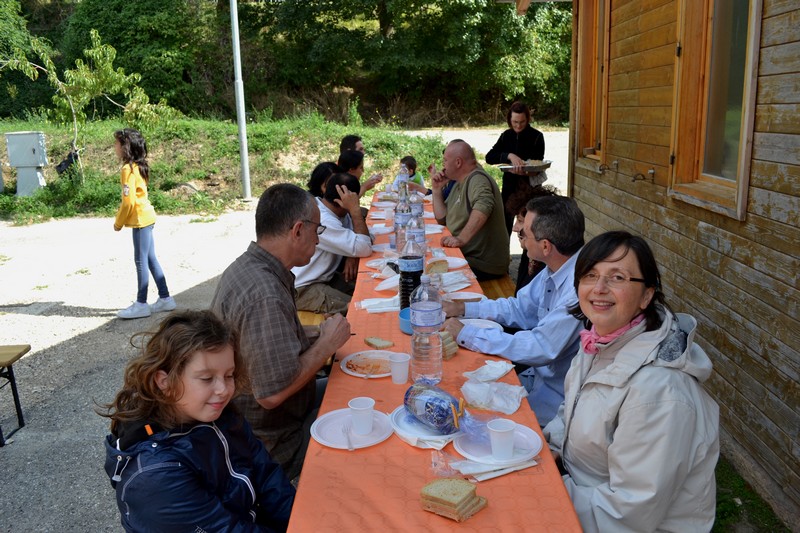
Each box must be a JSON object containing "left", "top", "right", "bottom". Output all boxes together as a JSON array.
[{"left": 431, "top": 140, "right": 510, "bottom": 280}]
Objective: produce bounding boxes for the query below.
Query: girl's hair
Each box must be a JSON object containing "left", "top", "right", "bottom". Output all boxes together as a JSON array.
[
  {"left": 114, "top": 128, "right": 150, "bottom": 183},
  {"left": 307, "top": 161, "right": 342, "bottom": 197},
  {"left": 98, "top": 310, "right": 249, "bottom": 433},
  {"left": 568, "top": 231, "right": 670, "bottom": 331},
  {"left": 506, "top": 101, "right": 531, "bottom": 127},
  {"left": 337, "top": 149, "right": 364, "bottom": 173}
]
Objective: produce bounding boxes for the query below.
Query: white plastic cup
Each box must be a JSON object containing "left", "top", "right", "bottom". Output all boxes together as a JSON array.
[
  {"left": 487, "top": 418, "right": 517, "bottom": 461},
  {"left": 348, "top": 397, "right": 375, "bottom": 435},
  {"left": 389, "top": 353, "right": 411, "bottom": 384}
]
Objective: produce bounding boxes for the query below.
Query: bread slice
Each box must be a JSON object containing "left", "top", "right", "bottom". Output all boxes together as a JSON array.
[
  {"left": 425, "top": 258, "right": 449, "bottom": 274},
  {"left": 364, "top": 336, "right": 394, "bottom": 349},
  {"left": 420, "top": 478, "right": 476, "bottom": 508},
  {"left": 422, "top": 496, "right": 487, "bottom": 522},
  {"left": 438, "top": 331, "right": 458, "bottom": 360}
]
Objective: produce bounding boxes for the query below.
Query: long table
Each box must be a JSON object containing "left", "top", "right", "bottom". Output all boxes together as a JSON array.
[{"left": 287, "top": 197, "right": 580, "bottom": 531}]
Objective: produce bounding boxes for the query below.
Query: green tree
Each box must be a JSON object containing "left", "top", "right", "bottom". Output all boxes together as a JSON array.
[
  {"left": 60, "top": 0, "right": 221, "bottom": 114},
  {"left": 263, "top": 0, "right": 570, "bottom": 119}
]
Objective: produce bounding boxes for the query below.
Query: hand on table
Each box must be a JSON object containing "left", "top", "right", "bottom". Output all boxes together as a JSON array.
[
  {"left": 442, "top": 318, "right": 465, "bottom": 342},
  {"left": 442, "top": 299, "right": 465, "bottom": 318},
  {"left": 440, "top": 235, "right": 464, "bottom": 248}
]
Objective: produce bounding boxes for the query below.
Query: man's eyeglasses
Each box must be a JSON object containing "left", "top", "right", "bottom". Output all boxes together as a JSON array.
[
  {"left": 302, "top": 219, "right": 327, "bottom": 235},
  {"left": 579, "top": 272, "right": 646, "bottom": 288}
]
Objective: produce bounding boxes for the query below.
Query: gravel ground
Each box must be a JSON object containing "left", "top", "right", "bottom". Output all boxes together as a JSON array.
[{"left": 0, "top": 130, "right": 567, "bottom": 531}]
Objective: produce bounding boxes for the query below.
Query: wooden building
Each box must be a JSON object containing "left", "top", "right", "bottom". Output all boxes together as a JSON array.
[{"left": 567, "top": 0, "right": 799, "bottom": 524}]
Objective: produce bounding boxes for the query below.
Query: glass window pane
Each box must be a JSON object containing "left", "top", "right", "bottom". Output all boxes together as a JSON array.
[{"left": 703, "top": 0, "right": 749, "bottom": 181}]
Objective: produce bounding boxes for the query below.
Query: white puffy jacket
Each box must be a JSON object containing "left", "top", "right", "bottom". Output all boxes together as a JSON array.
[{"left": 544, "top": 308, "right": 719, "bottom": 532}]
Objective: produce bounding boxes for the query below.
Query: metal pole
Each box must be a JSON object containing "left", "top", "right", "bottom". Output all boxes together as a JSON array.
[{"left": 230, "top": 0, "right": 252, "bottom": 200}]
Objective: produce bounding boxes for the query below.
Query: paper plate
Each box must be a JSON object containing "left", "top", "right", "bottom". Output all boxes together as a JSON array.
[
  {"left": 339, "top": 350, "right": 395, "bottom": 378},
  {"left": 446, "top": 291, "right": 487, "bottom": 302},
  {"left": 375, "top": 274, "right": 400, "bottom": 291},
  {"left": 389, "top": 405, "right": 459, "bottom": 448},
  {"left": 453, "top": 424, "right": 542, "bottom": 467},
  {"left": 369, "top": 213, "right": 387, "bottom": 220},
  {"left": 311, "top": 409, "right": 393, "bottom": 450},
  {"left": 461, "top": 318, "right": 503, "bottom": 330},
  {"left": 372, "top": 243, "right": 392, "bottom": 253},
  {"left": 373, "top": 201, "right": 396, "bottom": 208},
  {"left": 443, "top": 257, "right": 468, "bottom": 270},
  {"left": 370, "top": 223, "right": 393, "bottom": 235},
  {"left": 423, "top": 212, "right": 435, "bottom": 219}
]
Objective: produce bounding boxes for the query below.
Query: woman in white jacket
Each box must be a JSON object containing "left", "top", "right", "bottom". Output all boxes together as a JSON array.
[{"left": 544, "top": 231, "right": 719, "bottom": 532}]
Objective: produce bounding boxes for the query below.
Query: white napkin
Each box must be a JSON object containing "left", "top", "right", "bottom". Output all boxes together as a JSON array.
[
  {"left": 375, "top": 274, "right": 400, "bottom": 291},
  {"left": 463, "top": 360, "right": 514, "bottom": 382},
  {"left": 437, "top": 271, "right": 471, "bottom": 293},
  {"left": 374, "top": 265, "right": 397, "bottom": 280},
  {"left": 461, "top": 380, "right": 527, "bottom": 415},
  {"left": 356, "top": 294, "right": 400, "bottom": 313},
  {"left": 472, "top": 460, "right": 539, "bottom": 481},
  {"left": 394, "top": 432, "right": 454, "bottom": 450},
  {"left": 369, "top": 224, "right": 393, "bottom": 235}
]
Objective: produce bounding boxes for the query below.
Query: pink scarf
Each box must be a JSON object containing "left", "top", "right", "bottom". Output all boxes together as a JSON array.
[{"left": 580, "top": 314, "right": 645, "bottom": 355}]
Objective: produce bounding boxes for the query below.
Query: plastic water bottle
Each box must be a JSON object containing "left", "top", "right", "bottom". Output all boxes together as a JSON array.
[
  {"left": 394, "top": 181, "right": 411, "bottom": 251},
  {"left": 394, "top": 163, "right": 410, "bottom": 191},
  {"left": 405, "top": 212, "right": 427, "bottom": 256},
  {"left": 398, "top": 237, "right": 423, "bottom": 311},
  {"left": 409, "top": 190, "right": 424, "bottom": 217},
  {"left": 410, "top": 275, "right": 444, "bottom": 384}
]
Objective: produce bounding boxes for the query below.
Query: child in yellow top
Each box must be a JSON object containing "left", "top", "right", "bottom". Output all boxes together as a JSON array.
[{"left": 113, "top": 128, "right": 176, "bottom": 319}]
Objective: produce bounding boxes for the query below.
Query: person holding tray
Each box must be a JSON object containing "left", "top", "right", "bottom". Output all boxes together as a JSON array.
[{"left": 486, "top": 101, "right": 546, "bottom": 235}]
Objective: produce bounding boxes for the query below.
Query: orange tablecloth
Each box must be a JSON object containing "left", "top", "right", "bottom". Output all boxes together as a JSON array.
[{"left": 287, "top": 198, "right": 580, "bottom": 532}]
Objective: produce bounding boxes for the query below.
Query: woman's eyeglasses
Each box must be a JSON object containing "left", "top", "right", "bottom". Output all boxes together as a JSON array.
[{"left": 579, "top": 272, "right": 645, "bottom": 288}]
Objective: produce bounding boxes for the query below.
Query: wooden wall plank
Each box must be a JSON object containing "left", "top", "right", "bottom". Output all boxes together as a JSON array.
[
  {"left": 753, "top": 132, "right": 800, "bottom": 165},
  {"left": 605, "top": 138, "right": 671, "bottom": 166},
  {"left": 607, "top": 123, "right": 672, "bottom": 146},
  {"left": 749, "top": 160, "right": 800, "bottom": 196},
  {"left": 611, "top": 21, "right": 676, "bottom": 58},
  {"left": 747, "top": 187, "right": 800, "bottom": 226},
  {"left": 611, "top": 42, "right": 675, "bottom": 73},
  {"left": 760, "top": 8, "right": 800, "bottom": 47},
  {"left": 759, "top": 41, "right": 800, "bottom": 77},
  {"left": 755, "top": 103, "right": 800, "bottom": 134},
  {"left": 612, "top": 0, "right": 675, "bottom": 40},
  {"left": 608, "top": 105, "right": 673, "bottom": 126},
  {"left": 609, "top": 64, "right": 674, "bottom": 91},
  {"left": 757, "top": 72, "right": 800, "bottom": 104},
  {"left": 763, "top": 0, "right": 800, "bottom": 19},
  {"left": 608, "top": 85, "right": 674, "bottom": 107}
]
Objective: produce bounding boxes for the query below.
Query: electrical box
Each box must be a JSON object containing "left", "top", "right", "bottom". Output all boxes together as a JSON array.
[{"left": 5, "top": 131, "right": 48, "bottom": 197}]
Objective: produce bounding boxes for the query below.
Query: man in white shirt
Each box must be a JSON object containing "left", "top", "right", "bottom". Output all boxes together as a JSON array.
[
  {"left": 292, "top": 172, "right": 373, "bottom": 314},
  {"left": 442, "top": 196, "right": 585, "bottom": 426}
]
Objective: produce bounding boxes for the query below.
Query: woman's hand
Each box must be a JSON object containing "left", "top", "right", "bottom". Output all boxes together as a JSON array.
[{"left": 507, "top": 153, "right": 527, "bottom": 175}]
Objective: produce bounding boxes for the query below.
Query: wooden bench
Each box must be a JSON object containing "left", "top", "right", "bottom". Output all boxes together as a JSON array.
[
  {"left": 297, "top": 311, "right": 326, "bottom": 326},
  {"left": 0, "top": 344, "right": 29, "bottom": 445},
  {"left": 479, "top": 274, "right": 517, "bottom": 300}
]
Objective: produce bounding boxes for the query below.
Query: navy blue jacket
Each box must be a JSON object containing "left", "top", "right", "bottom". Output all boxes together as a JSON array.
[{"left": 104, "top": 408, "right": 295, "bottom": 532}]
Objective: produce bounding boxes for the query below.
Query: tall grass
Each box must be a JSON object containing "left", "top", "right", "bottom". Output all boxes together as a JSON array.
[{"left": 0, "top": 115, "right": 451, "bottom": 224}]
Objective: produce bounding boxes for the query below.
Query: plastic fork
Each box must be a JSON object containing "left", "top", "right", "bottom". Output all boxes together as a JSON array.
[{"left": 342, "top": 423, "right": 354, "bottom": 451}]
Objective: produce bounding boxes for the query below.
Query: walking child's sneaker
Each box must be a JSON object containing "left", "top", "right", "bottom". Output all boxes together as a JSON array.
[
  {"left": 150, "top": 296, "right": 177, "bottom": 313},
  {"left": 117, "top": 301, "right": 151, "bottom": 319}
]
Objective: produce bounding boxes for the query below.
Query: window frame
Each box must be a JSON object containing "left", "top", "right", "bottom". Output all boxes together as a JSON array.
[
  {"left": 669, "top": 0, "right": 762, "bottom": 221},
  {"left": 576, "top": 0, "right": 609, "bottom": 161}
]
